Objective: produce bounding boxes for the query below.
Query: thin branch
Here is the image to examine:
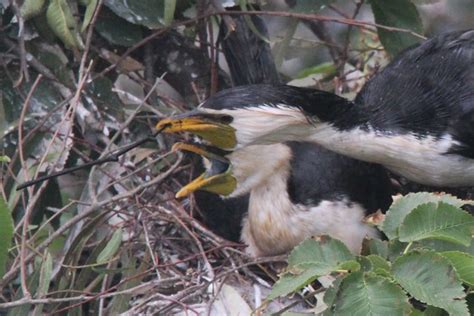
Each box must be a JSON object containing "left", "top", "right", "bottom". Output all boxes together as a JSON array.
[
  {"left": 339, "top": 0, "right": 365, "bottom": 75},
  {"left": 11, "top": 0, "right": 29, "bottom": 86},
  {"left": 78, "top": 0, "right": 104, "bottom": 80},
  {"left": 94, "top": 10, "right": 426, "bottom": 80},
  {"left": 1, "top": 154, "right": 183, "bottom": 288},
  {"left": 16, "top": 126, "right": 168, "bottom": 190},
  {"left": 18, "top": 74, "right": 43, "bottom": 299}
]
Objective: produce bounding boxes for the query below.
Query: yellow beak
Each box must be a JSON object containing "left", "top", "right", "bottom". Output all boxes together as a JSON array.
[
  {"left": 156, "top": 112, "right": 237, "bottom": 149},
  {"left": 172, "top": 142, "right": 237, "bottom": 198}
]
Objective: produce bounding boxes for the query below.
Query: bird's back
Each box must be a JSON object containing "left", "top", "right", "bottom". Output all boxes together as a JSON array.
[{"left": 356, "top": 29, "right": 474, "bottom": 159}]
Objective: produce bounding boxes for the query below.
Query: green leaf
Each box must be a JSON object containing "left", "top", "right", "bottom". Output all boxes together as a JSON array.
[
  {"left": 37, "top": 251, "right": 53, "bottom": 297},
  {"left": 32, "top": 251, "right": 53, "bottom": 315},
  {"left": 95, "top": 9, "right": 143, "bottom": 47},
  {"left": 417, "top": 239, "right": 474, "bottom": 255},
  {"left": 326, "top": 272, "right": 410, "bottom": 316},
  {"left": 268, "top": 237, "right": 355, "bottom": 300},
  {"left": 81, "top": 0, "right": 98, "bottom": 32},
  {"left": 288, "top": 236, "right": 354, "bottom": 268},
  {"left": 269, "top": 265, "right": 329, "bottom": 301},
  {"left": 398, "top": 202, "right": 474, "bottom": 246},
  {"left": 295, "top": 62, "right": 337, "bottom": 80},
  {"left": 361, "top": 238, "right": 388, "bottom": 257},
  {"left": 440, "top": 251, "right": 474, "bottom": 286},
  {"left": 467, "top": 293, "right": 474, "bottom": 316},
  {"left": 163, "top": 0, "right": 176, "bottom": 26},
  {"left": 0, "top": 197, "right": 13, "bottom": 277},
  {"left": 369, "top": 0, "right": 424, "bottom": 56},
  {"left": 104, "top": 0, "right": 165, "bottom": 28},
  {"left": 392, "top": 251, "right": 468, "bottom": 316},
  {"left": 289, "top": 0, "right": 335, "bottom": 13},
  {"left": 381, "top": 192, "right": 466, "bottom": 240},
  {"left": 366, "top": 255, "right": 391, "bottom": 273},
  {"left": 20, "top": 0, "right": 46, "bottom": 20},
  {"left": 97, "top": 228, "right": 123, "bottom": 264},
  {"left": 323, "top": 274, "right": 344, "bottom": 314},
  {"left": 47, "top": 0, "right": 84, "bottom": 48}
]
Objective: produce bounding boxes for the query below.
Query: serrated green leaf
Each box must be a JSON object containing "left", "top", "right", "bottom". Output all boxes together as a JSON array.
[
  {"left": 381, "top": 192, "right": 466, "bottom": 240},
  {"left": 288, "top": 237, "right": 354, "bottom": 268},
  {"left": 411, "top": 305, "right": 448, "bottom": 316},
  {"left": 47, "top": 0, "right": 83, "bottom": 48},
  {"left": 361, "top": 238, "right": 389, "bottom": 258},
  {"left": 268, "top": 265, "right": 326, "bottom": 300},
  {"left": 268, "top": 237, "right": 355, "bottom": 300},
  {"left": 366, "top": 255, "right": 390, "bottom": 272},
  {"left": 440, "top": 251, "right": 474, "bottom": 286},
  {"left": 417, "top": 239, "right": 474, "bottom": 255},
  {"left": 369, "top": 0, "right": 423, "bottom": 57},
  {"left": 392, "top": 251, "right": 468, "bottom": 316},
  {"left": 399, "top": 202, "right": 474, "bottom": 246},
  {"left": 81, "top": 0, "right": 97, "bottom": 32},
  {"left": 20, "top": 0, "right": 46, "bottom": 20},
  {"left": 326, "top": 272, "right": 410, "bottom": 316},
  {"left": 97, "top": 228, "right": 122, "bottom": 264},
  {"left": 0, "top": 197, "right": 13, "bottom": 277}
]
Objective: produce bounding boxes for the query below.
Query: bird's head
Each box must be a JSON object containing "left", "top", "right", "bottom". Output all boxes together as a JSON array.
[
  {"left": 156, "top": 84, "right": 356, "bottom": 198},
  {"left": 171, "top": 141, "right": 292, "bottom": 199},
  {"left": 156, "top": 84, "right": 355, "bottom": 151}
]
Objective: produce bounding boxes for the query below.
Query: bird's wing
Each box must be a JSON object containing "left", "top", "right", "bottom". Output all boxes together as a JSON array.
[{"left": 355, "top": 30, "right": 474, "bottom": 145}]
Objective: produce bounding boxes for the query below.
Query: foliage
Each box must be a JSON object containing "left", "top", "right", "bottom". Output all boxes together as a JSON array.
[
  {"left": 0, "top": 198, "right": 13, "bottom": 278},
  {"left": 267, "top": 193, "right": 474, "bottom": 315},
  {"left": 0, "top": 0, "right": 469, "bottom": 314}
]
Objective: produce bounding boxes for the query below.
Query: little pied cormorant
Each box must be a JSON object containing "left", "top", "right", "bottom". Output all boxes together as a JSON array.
[
  {"left": 157, "top": 29, "right": 474, "bottom": 187},
  {"left": 172, "top": 140, "right": 392, "bottom": 256}
]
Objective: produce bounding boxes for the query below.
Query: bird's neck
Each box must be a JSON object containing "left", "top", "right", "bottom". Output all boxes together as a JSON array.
[
  {"left": 304, "top": 124, "right": 474, "bottom": 186},
  {"left": 241, "top": 156, "right": 300, "bottom": 256},
  {"left": 240, "top": 156, "right": 379, "bottom": 256}
]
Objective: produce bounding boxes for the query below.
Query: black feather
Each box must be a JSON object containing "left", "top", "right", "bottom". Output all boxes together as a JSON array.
[{"left": 286, "top": 142, "right": 392, "bottom": 214}]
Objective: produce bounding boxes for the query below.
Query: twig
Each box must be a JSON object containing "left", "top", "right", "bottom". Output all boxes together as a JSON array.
[
  {"left": 16, "top": 125, "right": 168, "bottom": 190},
  {"left": 0, "top": 277, "right": 182, "bottom": 309},
  {"left": 17, "top": 74, "right": 43, "bottom": 299},
  {"left": 94, "top": 10, "right": 425, "bottom": 80},
  {"left": 339, "top": 0, "right": 365, "bottom": 75},
  {"left": 142, "top": 218, "right": 161, "bottom": 280},
  {"left": 78, "top": 0, "right": 104, "bottom": 80},
  {"left": 1, "top": 154, "right": 183, "bottom": 288},
  {"left": 11, "top": 1, "right": 29, "bottom": 85}
]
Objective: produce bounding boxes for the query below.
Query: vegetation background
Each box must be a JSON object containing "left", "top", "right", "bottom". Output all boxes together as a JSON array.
[{"left": 0, "top": 0, "right": 473, "bottom": 314}]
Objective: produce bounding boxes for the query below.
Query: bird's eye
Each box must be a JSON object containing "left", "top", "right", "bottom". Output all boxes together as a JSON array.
[{"left": 216, "top": 114, "right": 233, "bottom": 124}]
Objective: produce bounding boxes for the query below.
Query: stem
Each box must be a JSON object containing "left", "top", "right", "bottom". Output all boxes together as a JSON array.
[{"left": 403, "top": 242, "right": 413, "bottom": 255}]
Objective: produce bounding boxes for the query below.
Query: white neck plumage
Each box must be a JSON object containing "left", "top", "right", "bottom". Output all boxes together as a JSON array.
[
  {"left": 306, "top": 124, "right": 474, "bottom": 187},
  {"left": 224, "top": 143, "right": 378, "bottom": 257},
  {"left": 211, "top": 105, "right": 474, "bottom": 187}
]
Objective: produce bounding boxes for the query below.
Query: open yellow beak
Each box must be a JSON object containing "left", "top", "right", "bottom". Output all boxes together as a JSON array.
[
  {"left": 172, "top": 142, "right": 237, "bottom": 198},
  {"left": 156, "top": 112, "right": 237, "bottom": 149}
]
